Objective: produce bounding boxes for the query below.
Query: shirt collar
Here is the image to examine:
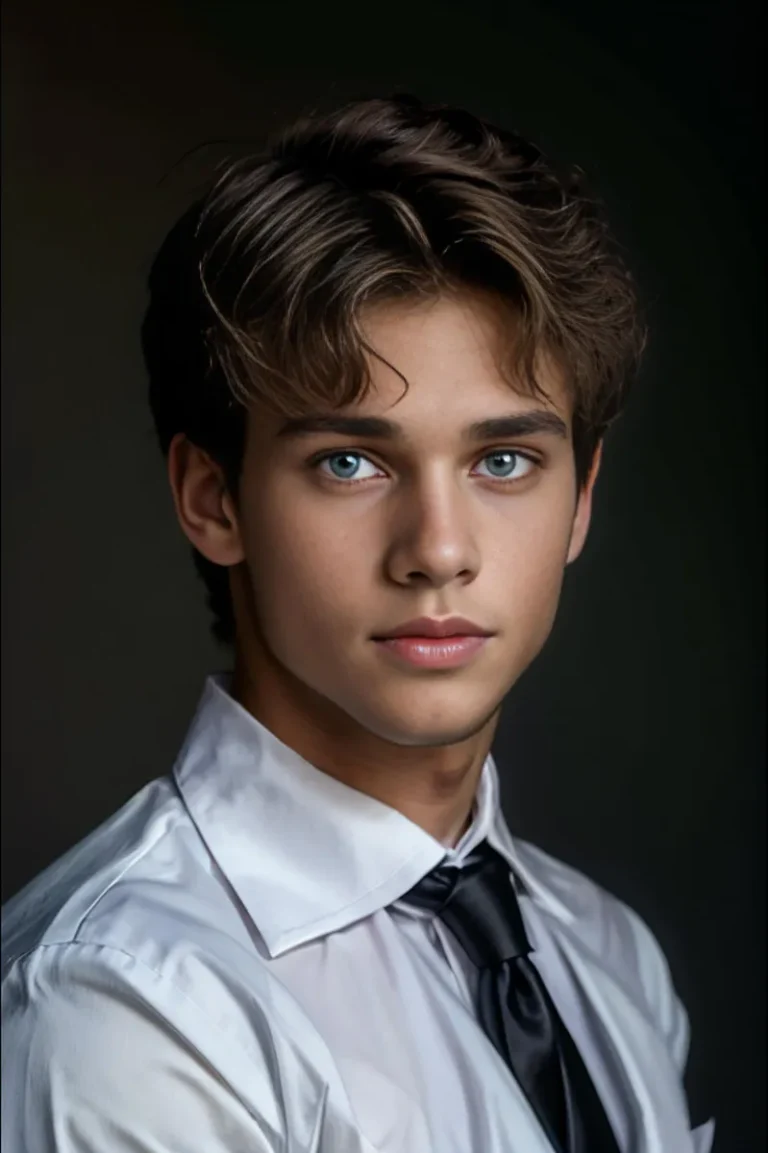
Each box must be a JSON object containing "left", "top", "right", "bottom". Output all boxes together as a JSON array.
[{"left": 173, "top": 673, "right": 573, "bottom": 958}]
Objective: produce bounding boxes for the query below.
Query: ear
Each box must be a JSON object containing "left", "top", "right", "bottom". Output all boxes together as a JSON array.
[
  {"left": 166, "top": 433, "right": 245, "bottom": 566},
  {"left": 566, "top": 441, "right": 603, "bottom": 565}
]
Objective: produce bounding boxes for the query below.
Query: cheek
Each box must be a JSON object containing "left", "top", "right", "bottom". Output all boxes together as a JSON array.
[
  {"left": 494, "top": 506, "right": 574, "bottom": 633},
  {"left": 505, "top": 548, "right": 567, "bottom": 629},
  {"left": 492, "top": 483, "right": 574, "bottom": 565},
  {"left": 241, "top": 497, "right": 373, "bottom": 632}
]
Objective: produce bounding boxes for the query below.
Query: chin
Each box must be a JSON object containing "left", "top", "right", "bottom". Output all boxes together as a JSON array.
[{"left": 348, "top": 693, "right": 503, "bottom": 748}]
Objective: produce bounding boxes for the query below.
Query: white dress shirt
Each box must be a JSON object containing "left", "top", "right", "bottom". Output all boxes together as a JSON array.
[{"left": 2, "top": 673, "right": 715, "bottom": 1153}]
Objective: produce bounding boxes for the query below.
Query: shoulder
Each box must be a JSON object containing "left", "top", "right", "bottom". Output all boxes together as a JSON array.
[
  {"left": 1, "top": 776, "right": 185, "bottom": 973},
  {"left": 0, "top": 774, "right": 279, "bottom": 1051},
  {"left": 514, "top": 838, "right": 690, "bottom": 1071},
  {"left": 2, "top": 775, "right": 254, "bottom": 973},
  {"left": 0, "top": 778, "right": 324, "bottom": 1151},
  {"left": 0, "top": 779, "right": 339, "bottom": 1148}
]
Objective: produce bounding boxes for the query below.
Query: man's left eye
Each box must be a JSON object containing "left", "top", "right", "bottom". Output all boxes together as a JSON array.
[{"left": 474, "top": 451, "right": 536, "bottom": 481}]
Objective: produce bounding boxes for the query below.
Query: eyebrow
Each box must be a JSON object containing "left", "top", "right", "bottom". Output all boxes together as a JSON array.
[{"left": 276, "top": 411, "right": 568, "bottom": 442}]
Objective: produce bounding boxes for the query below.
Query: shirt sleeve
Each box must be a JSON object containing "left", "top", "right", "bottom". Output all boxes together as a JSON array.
[{"left": 1, "top": 944, "right": 285, "bottom": 1153}]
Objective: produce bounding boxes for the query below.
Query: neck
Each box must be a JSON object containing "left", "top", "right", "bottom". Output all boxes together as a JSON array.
[{"left": 231, "top": 650, "right": 498, "bottom": 846}]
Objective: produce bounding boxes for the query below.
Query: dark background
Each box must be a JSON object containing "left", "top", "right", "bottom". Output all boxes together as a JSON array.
[{"left": 1, "top": 0, "right": 764, "bottom": 1147}]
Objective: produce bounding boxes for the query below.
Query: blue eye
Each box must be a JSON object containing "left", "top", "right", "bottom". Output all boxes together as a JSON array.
[
  {"left": 312, "top": 449, "right": 538, "bottom": 485},
  {"left": 319, "top": 452, "right": 381, "bottom": 481},
  {"left": 475, "top": 451, "right": 535, "bottom": 481}
]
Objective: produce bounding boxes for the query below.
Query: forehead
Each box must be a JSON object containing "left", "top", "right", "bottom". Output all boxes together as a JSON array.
[
  {"left": 363, "top": 290, "right": 510, "bottom": 369},
  {"left": 252, "top": 290, "right": 572, "bottom": 445},
  {"left": 360, "top": 290, "right": 569, "bottom": 422}
]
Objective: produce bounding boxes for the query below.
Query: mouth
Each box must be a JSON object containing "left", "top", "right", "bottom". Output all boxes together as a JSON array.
[{"left": 372, "top": 616, "right": 493, "bottom": 640}]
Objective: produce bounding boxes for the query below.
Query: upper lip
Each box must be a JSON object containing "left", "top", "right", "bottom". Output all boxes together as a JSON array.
[{"left": 373, "top": 616, "right": 494, "bottom": 639}]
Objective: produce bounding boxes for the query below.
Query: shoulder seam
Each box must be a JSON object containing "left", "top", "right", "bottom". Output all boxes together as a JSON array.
[
  {"left": 7, "top": 940, "right": 278, "bottom": 1065},
  {"left": 70, "top": 805, "right": 187, "bottom": 942}
]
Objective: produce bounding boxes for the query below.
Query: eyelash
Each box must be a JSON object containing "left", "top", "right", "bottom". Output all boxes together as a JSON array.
[{"left": 309, "top": 448, "right": 542, "bottom": 488}]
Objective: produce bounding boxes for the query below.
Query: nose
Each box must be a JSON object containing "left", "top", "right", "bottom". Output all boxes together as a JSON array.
[{"left": 383, "top": 479, "right": 480, "bottom": 590}]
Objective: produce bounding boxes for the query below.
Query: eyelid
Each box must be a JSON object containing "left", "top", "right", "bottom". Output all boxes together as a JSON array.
[{"left": 477, "top": 445, "right": 543, "bottom": 466}]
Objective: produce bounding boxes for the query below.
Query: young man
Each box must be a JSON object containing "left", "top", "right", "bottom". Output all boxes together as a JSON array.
[{"left": 1, "top": 95, "right": 714, "bottom": 1152}]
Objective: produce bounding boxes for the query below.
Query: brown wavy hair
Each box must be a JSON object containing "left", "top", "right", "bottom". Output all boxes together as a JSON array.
[{"left": 142, "top": 94, "right": 647, "bottom": 646}]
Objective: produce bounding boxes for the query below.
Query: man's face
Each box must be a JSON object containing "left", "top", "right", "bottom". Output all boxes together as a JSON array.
[{"left": 230, "top": 291, "right": 598, "bottom": 748}]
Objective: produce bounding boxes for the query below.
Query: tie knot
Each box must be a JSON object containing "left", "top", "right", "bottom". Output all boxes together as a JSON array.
[{"left": 399, "top": 841, "right": 532, "bottom": 968}]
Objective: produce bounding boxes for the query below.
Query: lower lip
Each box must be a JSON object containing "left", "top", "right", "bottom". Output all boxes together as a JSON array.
[{"left": 373, "top": 635, "right": 490, "bottom": 668}]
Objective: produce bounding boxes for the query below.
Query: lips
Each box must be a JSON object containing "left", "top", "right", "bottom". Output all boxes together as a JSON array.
[
  {"left": 371, "top": 616, "right": 494, "bottom": 670},
  {"left": 373, "top": 616, "right": 493, "bottom": 640},
  {"left": 372, "top": 633, "right": 491, "bottom": 669}
]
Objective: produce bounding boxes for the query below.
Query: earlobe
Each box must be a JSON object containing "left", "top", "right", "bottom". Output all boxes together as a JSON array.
[{"left": 167, "top": 433, "right": 245, "bottom": 567}]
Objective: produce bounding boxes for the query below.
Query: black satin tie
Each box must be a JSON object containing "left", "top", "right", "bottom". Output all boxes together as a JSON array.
[{"left": 399, "top": 841, "right": 620, "bottom": 1153}]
